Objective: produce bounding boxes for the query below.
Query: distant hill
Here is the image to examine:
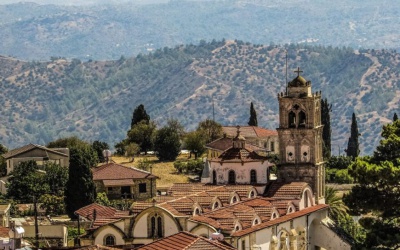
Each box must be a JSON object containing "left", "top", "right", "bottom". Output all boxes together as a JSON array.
[
  {"left": 0, "top": 40, "right": 398, "bottom": 155},
  {"left": 0, "top": 0, "right": 399, "bottom": 60}
]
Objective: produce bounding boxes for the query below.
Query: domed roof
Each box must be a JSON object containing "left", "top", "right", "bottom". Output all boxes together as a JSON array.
[
  {"left": 288, "top": 67, "right": 310, "bottom": 87},
  {"left": 288, "top": 75, "right": 308, "bottom": 87}
]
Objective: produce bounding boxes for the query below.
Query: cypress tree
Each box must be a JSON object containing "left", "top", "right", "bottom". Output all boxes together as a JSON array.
[
  {"left": 65, "top": 144, "right": 98, "bottom": 218},
  {"left": 131, "top": 104, "right": 150, "bottom": 128},
  {"left": 393, "top": 113, "right": 398, "bottom": 121},
  {"left": 248, "top": 102, "right": 258, "bottom": 126},
  {"left": 321, "top": 98, "right": 332, "bottom": 158},
  {"left": 346, "top": 113, "right": 360, "bottom": 158}
]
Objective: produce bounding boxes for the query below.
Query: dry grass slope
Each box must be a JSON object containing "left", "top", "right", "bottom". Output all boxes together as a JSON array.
[{"left": 111, "top": 155, "right": 190, "bottom": 188}]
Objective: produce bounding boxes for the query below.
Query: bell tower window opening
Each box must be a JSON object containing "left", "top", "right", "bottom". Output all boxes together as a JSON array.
[
  {"left": 299, "top": 111, "right": 306, "bottom": 128},
  {"left": 289, "top": 111, "right": 296, "bottom": 128}
]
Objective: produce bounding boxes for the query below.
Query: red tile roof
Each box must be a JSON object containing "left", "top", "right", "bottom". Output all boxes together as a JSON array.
[
  {"left": 3, "top": 143, "right": 68, "bottom": 159},
  {"left": 222, "top": 126, "right": 277, "bottom": 139},
  {"left": 75, "top": 203, "right": 129, "bottom": 229},
  {"left": 265, "top": 181, "right": 309, "bottom": 199},
  {"left": 206, "top": 137, "right": 266, "bottom": 153},
  {"left": 134, "top": 231, "right": 236, "bottom": 250},
  {"left": 93, "top": 163, "right": 158, "bottom": 181},
  {"left": 231, "top": 204, "right": 328, "bottom": 237}
]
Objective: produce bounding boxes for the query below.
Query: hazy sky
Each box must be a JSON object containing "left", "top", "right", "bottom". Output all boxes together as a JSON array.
[{"left": 0, "top": 0, "right": 169, "bottom": 5}]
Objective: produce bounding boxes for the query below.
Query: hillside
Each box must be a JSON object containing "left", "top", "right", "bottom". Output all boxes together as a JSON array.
[
  {"left": 0, "top": 0, "right": 399, "bottom": 60},
  {"left": 0, "top": 41, "right": 398, "bottom": 155}
]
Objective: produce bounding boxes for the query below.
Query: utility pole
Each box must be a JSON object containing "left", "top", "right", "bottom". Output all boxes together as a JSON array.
[{"left": 33, "top": 195, "right": 39, "bottom": 249}]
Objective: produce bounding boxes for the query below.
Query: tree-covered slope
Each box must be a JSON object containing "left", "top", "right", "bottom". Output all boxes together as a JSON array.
[
  {"left": 0, "top": 41, "right": 398, "bottom": 155},
  {"left": 0, "top": 0, "right": 399, "bottom": 60}
]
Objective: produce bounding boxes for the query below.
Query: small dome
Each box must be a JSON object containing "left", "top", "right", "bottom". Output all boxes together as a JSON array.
[{"left": 289, "top": 75, "right": 308, "bottom": 87}]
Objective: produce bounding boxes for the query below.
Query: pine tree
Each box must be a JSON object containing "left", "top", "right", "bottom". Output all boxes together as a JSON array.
[
  {"left": 131, "top": 104, "right": 150, "bottom": 128},
  {"left": 321, "top": 98, "right": 332, "bottom": 158},
  {"left": 346, "top": 113, "right": 360, "bottom": 158},
  {"left": 248, "top": 102, "right": 258, "bottom": 126},
  {"left": 393, "top": 112, "right": 398, "bottom": 121}
]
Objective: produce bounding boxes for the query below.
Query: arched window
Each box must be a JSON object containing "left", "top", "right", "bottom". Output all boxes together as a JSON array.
[
  {"left": 250, "top": 170, "right": 257, "bottom": 184},
  {"left": 148, "top": 213, "right": 163, "bottom": 238},
  {"left": 289, "top": 111, "right": 296, "bottom": 128},
  {"left": 228, "top": 170, "right": 236, "bottom": 184},
  {"left": 104, "top": 235, "right": 115, "bottom": 246},
  {"left": 299, "top": 111, "right": 306, "bottom": 128},
  {"left": 193, "top": 207, "right": 200, "bottom": 215},
  {"left": 212, "top": 170, "right": 217, "bottom": 185}
]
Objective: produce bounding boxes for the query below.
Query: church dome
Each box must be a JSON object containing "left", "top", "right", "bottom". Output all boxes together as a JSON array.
[{"left": 288, "top": 75, "right": 309, "bottom": 87}]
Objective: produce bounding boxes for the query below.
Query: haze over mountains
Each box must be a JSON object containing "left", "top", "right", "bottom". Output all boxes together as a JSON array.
[
  {"left": 0, "top": 0, "right": 398, "bottom": 156},
  {"left": 0, "top": 0, "right": 399, "bottom": 60}
]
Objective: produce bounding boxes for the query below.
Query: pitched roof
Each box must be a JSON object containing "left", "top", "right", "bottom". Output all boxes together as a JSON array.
[
  {"left": 217, "top": 147, "right": 267, "bottom": 162},
  {"left": 264, "top": 181, "right": 309, "bottom": 199},
  {"left": 75, "top": 203, "right": 129, "bottom": 229},
  {"left": 222, "top": 126, "right": 277, "bottom": 139},
  {"left": 231, "top": 204, "right": 328, "bottom": 237},
  {"left": 134, "top": 231, "right": 236, "bottom": 250},
  {"left": 206, "top": 137, "right": 266, "bottom": 152},
  {"left": 93, "top": 163, "right": 158, "bottom": 181},
  {"left": 2, "top": 143, "right": 68, "bottom": 159}
]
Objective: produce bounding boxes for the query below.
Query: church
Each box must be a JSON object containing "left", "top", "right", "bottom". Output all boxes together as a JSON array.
[{"left": 76, "top": 69, "right": 351, "bottom": 249}]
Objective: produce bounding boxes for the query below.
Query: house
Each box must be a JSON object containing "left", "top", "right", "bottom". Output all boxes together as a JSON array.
[
  {"left": 92, "top": 163, "right": 158, "bottom": 200},
  {"left": 222, "top": 126, "right": 279, "bottom": 154},
  {"left": 202, "top": 127, "right": 275, "bottom": 188},
  {"left": 75, "top": 69, "right": 352, "bottom": 249},
  {"left": 2, "top": 144, "right": 69, "bottom": 175}
]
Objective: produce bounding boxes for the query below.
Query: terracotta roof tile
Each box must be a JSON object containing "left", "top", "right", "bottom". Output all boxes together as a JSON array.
[
  {"left": 265, "top": 181, "right": 309, "bottom": 199},
  {"left": 93, "top": 163, "right": 158, "bottom": 181},
  {"left": 3, "top": 143, "right": 68, "bottom": 159},
  {"left": 135, "top": 231, "right": 236, "bottom": 250},
  {"left": 75, "top": 203, "right": 128, "bottom": 221},
  {"left": 231, "top": 204, "right": 328, "bottom": 237},
  {"left": 222, "top": 126, "right": 277, "bottom": 139}
]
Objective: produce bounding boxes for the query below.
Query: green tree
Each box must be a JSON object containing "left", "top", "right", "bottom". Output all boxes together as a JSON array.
[
  {"left": 65, "top": 144, "right": 98, "bottom": 218},
  {"left": 346, "top": 113, "right": 360, "bottom": 158},
  {"left": 131, "top": 104, "right": 150, "bottom": 128},
  {"left": 127, "top": 120, "right": 156, "bottom": 154},
  {"left": 0, "top": 144, "right": 8, "bottom": 177},
  {"left": 125, "top": 142, "right": 140, "bottom": 162},
  {"left": 325, "top": 186, "right": 349, "bottom": 221},
  {"left": 154, "top": 126, "right": 181, "bottom": 161},
  {"left": 321, "top": 98, "right": 332, "bottom": 159},
  {"left": 96, "top": 192, "right": 111, "bottom": 206},
  {"left": 184, "top": 130, "right": 206, "bottom": 159},
  {"left": 343, "top": 120, "right": 400, "bottom": 249},
  {"left": 39, "top": 194, "right": 65, "bottom": 215},
  {"left": 393, "top": 113, "right": 398, "bottom": 122},
  {"left": 44, "top": 162, "right": 68, "bottom": 195},
  {"left": 197, "top": 119, "right": 223, "bottom": 143},
  {"left": 6, "top": 161, "right": 50, "bottom": 203},
  {"left": 47, "top": 136, "right": 88, "bottom": 149},
  {"left": 248, "top": 102, "right": 258, "bottom": 126},
  {"left": 91, "top": 140, "right": 109, "bottom": 163}
]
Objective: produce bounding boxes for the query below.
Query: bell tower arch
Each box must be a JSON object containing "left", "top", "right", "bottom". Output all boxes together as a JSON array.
[{"left": 277, "top": 67, "right": 325, "bottom": 204}]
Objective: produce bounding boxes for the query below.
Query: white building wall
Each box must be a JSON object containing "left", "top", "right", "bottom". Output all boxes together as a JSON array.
[
  {"left": 94, "top": 227, "right": 124, "bottom": 246},
  {"left": 209, "top": 161, "right": 272, "bottom": 184}
]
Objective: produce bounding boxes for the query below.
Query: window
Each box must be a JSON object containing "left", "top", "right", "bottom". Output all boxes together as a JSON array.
[
  {"left": 149, "top": 213, "right": 163, "bottom": 238},
  {"left": 212, "top": 170, "right": 217, "bottom": 185},
  {"left": 228, "top": 170, "right": 236, "bottom": 184},
  {"left": 250, "top": 170, "right": 257, "bottom": 184},
  {"left": 139, "top": 183, "right": 147, "bottom": 193},
  {"left": 270, "top": 141, "right": 275, "bottom": 152},
  {"left": 104, "top": 235, "right": 115, "bottom": 246}
]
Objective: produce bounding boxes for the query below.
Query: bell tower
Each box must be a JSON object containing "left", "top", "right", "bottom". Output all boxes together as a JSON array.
[{"left": 277, "top": 68, "right": 325, "bottom": 204}]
